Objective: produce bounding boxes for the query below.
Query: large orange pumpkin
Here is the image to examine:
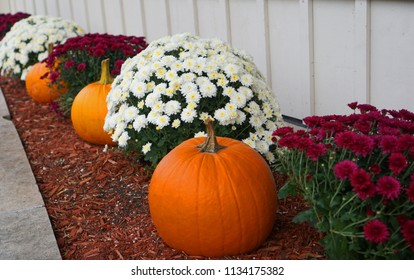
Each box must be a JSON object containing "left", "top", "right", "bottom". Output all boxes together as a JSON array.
[
  {"left": 25, "top": 61, "right": 66, "bottom": 103},
  {"left": 149, "top": 119, "right": 277, "bottom": 257},
  {"left": 71, "top": 59, "right": 114, "bottom": 146}
]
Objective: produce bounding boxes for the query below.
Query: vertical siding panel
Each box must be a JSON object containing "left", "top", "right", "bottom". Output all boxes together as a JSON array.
[
  {"left": 25, "top": 0, "right": 35, "bottom": 14},
  {"left": 255, "top": 0, "right": 272, "bottom": 83},
  {"left": 354, "top": 0, "right": 371, "bottom": 105},
  {"left": 102, "top": 0, "right": 125, "bottom": 35},
  {"left": 168, "top": 0, "right": 198, "bottom": 35},
  {"left": 313, "top": 0, "right": 356, "bottom": 115},
  {"left": 57, "top": 0, "right": 74, "bottom": 21},
  {"left": 0, "top": 1, "right": 11, "bottom": 13},
  {"left": 70, "top": 0, "right": 89, "bottom": 31},
  {"left": 122, "top": 0, "right": 146, "bottom": 36},
  {"left": 142, "top": 0, "right": 169, "bottom": 41},
  {"left": 197, "top": 0, "right": 229, "bottom": 42},
  {"left": 370, "top": 0, "right": 414, "bottom": 112},
  {"left": 34, "top": 0, "right": 47, "bottom": 15},
  {"left": 14, "top": 0, "right": 26, "bottom": 13},
  {"left": 268, "top": 0, "right": 313, "bottom": 119},
  {"left": 86, "top": 0, "right": 106, "bottom": 33},
  {"left": 44, "top": 0, "right": 60, "bottom": 17}
]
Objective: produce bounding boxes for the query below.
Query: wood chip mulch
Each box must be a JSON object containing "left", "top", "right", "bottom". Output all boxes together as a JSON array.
[{"left": 1, "top": 76, "right": 325, "bottom": 260}]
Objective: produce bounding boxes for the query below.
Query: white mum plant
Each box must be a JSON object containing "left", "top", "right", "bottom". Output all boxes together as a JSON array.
[
  {"left": 104, "top": 33, "right": 284, "bottom": 168},
  {"left": 0, "top": 15, "right": 84, "bottom": 80}
]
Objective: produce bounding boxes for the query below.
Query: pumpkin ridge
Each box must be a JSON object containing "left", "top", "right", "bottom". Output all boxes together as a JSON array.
[{"left": 213, "top": 154, "right": 244, "bottom": 254}]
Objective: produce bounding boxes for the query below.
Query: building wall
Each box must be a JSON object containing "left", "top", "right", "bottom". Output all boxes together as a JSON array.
[{"left": 2, "top": 0, "right": 414, "bottom": 119}]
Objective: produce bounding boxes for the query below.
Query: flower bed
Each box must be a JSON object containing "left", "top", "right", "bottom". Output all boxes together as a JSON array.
[
  {"left": 1, "top": 76, "right": 324, "bottom": 260},
  {"left": 273, "top": 103, "right": 414, "bottom": 259}
]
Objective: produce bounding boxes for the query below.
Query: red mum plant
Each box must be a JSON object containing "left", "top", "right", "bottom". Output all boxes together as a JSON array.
[
  {"left": 0, "top": 12, "right": 30, "bottom": 41},
  {"left": 273, "top": 102, "right": 414, "bottom": 259},
  {"left": 45, "top": 33, "right": 148, "bottom": 116}
]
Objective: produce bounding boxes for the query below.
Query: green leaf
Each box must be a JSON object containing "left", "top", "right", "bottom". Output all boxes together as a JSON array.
[
  {"left": 292, "top": 208, "right": 314, "bottom": 223},
  {"left": 278, "top": 181, "right": 296, "bottom": 199}
]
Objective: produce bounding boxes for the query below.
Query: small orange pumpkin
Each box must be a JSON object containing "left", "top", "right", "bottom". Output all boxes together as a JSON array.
[
  {"left": 25, "top": 61, "right": 66, "bottom": 103},
  {"left": 149, "top": 119, "right": 277, "bottom": 257},
  {"left": 71, "top": 59, "right": 115, "bottom": 146}
]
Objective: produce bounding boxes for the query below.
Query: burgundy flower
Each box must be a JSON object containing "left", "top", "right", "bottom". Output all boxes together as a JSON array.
[
  {"left": 64, "top": 60, "right": 75, "bottom": 69},
  {"left": 92, "top": 48, "right": 105, "bottom": 57},
  {"left": 347, "top": 102, "right": 358, "bottom": 110},
  {"left": 366, "top": 209, "right": 375, "bottom": 217},
  {"left": 334, "top": 160, "right": 358, "bottom": 180},
  {"left": 379, "top": 135, "right": 399, "bottom": 154},
  {"left": 388, "top": 153, "right": 407, "bottom": 175},
  {"left": 397, "top": 134, "right": 414, "bottom": 151},
  {"left": 406, "top": 181, "right": 414, "bottom": 203},
  {"left": 376, "top": 176, "right": 401, "bottom": 201},
  {"left": 303, "top": 116, "right": 324, "bottom": 128},
  {"left": 306, "top": 143, "right": 327, "bottom": 161},
  {"left": 272, "top": 126, "right": 294, "bottom": 137},
  {"left": 350, "top": 134, "right": 375, "bottom": 157},
  {"left": 350, "top": 169, "right": 375, "bottom": 200},
  {"left": 401, "top": 220, "right": 414, "bottom": 251},
  {"left": 334, "top": 131, "right": 358, "bottom": 150},
  {"left": 77, "top": 62, "right": 86, "bottom": 71},
  {"left": 114, "top": 59, "right": 124, "bottom": 69},
  {"left": 277, "top": 134, "right": 301, "bottom": 149},
  {"left": 357, "top": 104, "right": 378, "bottom": 114},
  {"left": 49, "top": 71, "right": 60, "bottom": 83},
  {"left": 369, "top": 164, "right": 381, "bottom": 174},
  {"left": 363, "top": 220, "right": 390, "bottom": 244}
]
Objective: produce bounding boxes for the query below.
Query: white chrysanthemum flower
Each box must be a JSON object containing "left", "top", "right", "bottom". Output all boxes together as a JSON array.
[
  {"left": 231, "top": 92, "right": 247, "bottom": 108},
  {"left": 118, "top": 131, "right": 130, "bottom": 147},
  {"left": 181, "top": 73, "right": 196, "bottom": 83},
  {"left": 165, "top": 100, "right": 181, "bottom": 116},
  {"left": 142, "top": 142, "right": 152, "bottom": 154},
  {"left": 145, "top": 92, "right": 161, "bottom": 107},
  {"left": 214, "top": 108, "right": 229, "bottom": 124},
  {"left": 181, "top": 108, "right": 196, "bottom": 123},
  {"left": 240, "top": 74, "right": 253, "bottom": 86},
  {"left": 200, "top": 82, "right": 217, "bottom": 98},
  {"left": 181, "top": 82, "right": 197, "bottom": 95},
  {"left": 152, "top": 101, "right": 165, "bottom": 113},
  {"left": 130, "top": 81, "right": 147, "bottom": 98},
  {"left": 165, "top": 70, "right": 178, "bottom": 81},
  {"left": 256, "top": 140, "right": 270, "bottom": 154},
  {"left": 133, "top": 115, "right": 147, "bottom": 132},
  {"left": 123, "top": 106, "right": 139, "bottom": 122},
  {"left": 242, "top": 138, "right": 256, "bottom": 149},
  {"left": 199, "top": 112, "right": 213, "bottom": 122},
  {"left": 223, "top": 87, "right": 236, "bottom": 97},
  {"left": 171, "top": 119, "right": 181, "bottom": 128},
  {"left": 156, "top": 115, "right": 170, "bottom": 129},
  {"left": 185, "top": 91, "right": 201, "bottom": 104},
  {"left": 194, "top": 131, "right": 207, "bottom": 138}
]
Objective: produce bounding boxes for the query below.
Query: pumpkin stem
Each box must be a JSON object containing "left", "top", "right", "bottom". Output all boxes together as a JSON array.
[
  {"left": 99, "top": 58, "right": 114, "bottom": 85},
  {"left": 47, "top": 43, "right": 53, "bottom": 54},
  {"left": 197, "top": 117, "right": 226, "bottom": 153}
]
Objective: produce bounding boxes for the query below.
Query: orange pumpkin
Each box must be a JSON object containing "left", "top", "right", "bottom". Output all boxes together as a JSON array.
[
  {"left": 149, "top": 119, "right": 277, "bottom": 257},
  {"left": 71, "top": 59, "right": 115, "bottom": 146},
  {"left": 25, "top": 61, "right": 66, "bottom": 103}
]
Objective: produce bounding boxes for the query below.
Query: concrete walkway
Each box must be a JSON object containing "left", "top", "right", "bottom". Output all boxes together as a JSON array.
[{"left": 0, "top": 88, "right": 61, "bottom": 259}]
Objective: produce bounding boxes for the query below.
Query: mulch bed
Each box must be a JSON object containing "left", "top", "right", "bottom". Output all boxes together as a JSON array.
[{"left": 1, "top": 76, "right": 325, "bottom": 260}]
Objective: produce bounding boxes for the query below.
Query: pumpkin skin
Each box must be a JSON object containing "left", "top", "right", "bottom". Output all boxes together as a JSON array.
[
  {"left": 71, "top": 59, "right": 114, "bottom": 146},
  {"left": 149, "top": 124, "right": 277, "bottom": 257},
  {"left": 25, "top": 61, "right": 65, "bottom": 103}
]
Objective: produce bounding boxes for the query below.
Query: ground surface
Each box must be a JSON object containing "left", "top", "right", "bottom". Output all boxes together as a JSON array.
[{"left": 1, "top": 76, "right": 324, "bottom": 260}]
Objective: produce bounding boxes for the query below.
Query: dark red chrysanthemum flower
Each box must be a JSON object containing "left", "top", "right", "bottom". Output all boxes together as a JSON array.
[
  {"left": 306, "top": 143, "right": 327, "bottom": 161},
  {"left": 376, "top": 176, "right": 401, "bottom": 201},
  {"left": 350, "top": 134, "right": 375, "bottom": 157},
  {"left": 350, "top": 169, "right": 375, "bottom": 200},
  {"left": 350, "top": 169, "right": 372, "bottom": 188},
  {"left": 401, "top": 220, "right": 414, "bottom": 251},
  {"left": 272, "top": 126, "right": 294, "bottom": 137},
  {"left": 369, "top": 164, "right": 381, "bottom": 174},
  {"left": 334, "top": 131, "right": 358, "bottom": 149},
  {"left": 357, "top": 104, "right": 378, "bottom": 114},
  {"left": 77, "top": 62, "right": 86, "bottom": 71},
  {"left": 363, "top": 220, "right": 390, "bottom": 244},
  {"left": 388, "top": 153, "right": 407, "bottom": 175},
  {"left": 334, "top": 160, "right": 358, "bottom": 180},
  {"left": 348, "top": 102, "right": 358, "bottom": 110},
  {"left": 379, "top": 135, "right": 399, "bottom": 154},
  {"left": 406, "top": 181, "right": 414, "bottom": 203},
  {"left": 397, "top": 134, "right": 414, "bottom": 151},
  {"left": 64, "top": 60, "right": 75, "bottom": 69}
]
